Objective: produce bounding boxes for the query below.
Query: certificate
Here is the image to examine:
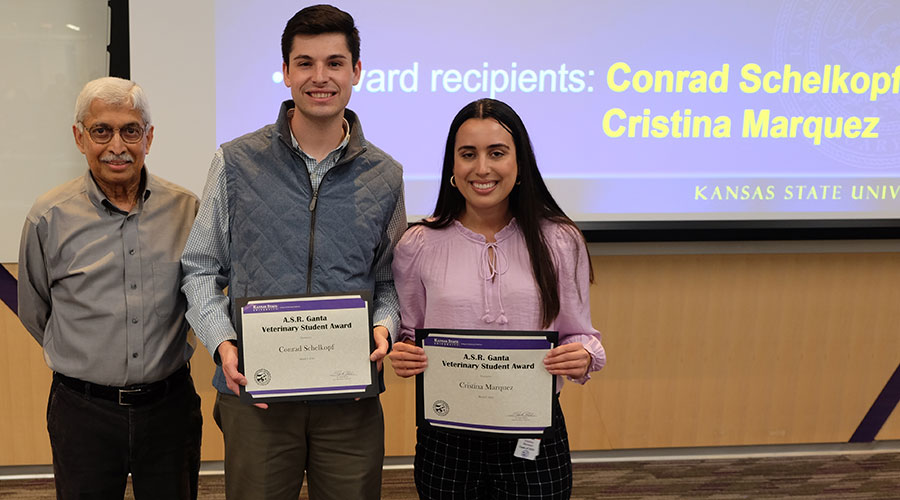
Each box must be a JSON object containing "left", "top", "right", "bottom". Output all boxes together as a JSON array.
[
  {"left": 236, "top": 291, "right": 377, "bottom": 403},
  {"left": 416, "top": 329, "right": 558, "bottom": 437}
]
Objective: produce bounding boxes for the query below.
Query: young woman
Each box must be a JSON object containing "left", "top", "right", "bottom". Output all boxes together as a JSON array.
[{"left": 389, "top": 98, "right": 606, "bottom": 499}]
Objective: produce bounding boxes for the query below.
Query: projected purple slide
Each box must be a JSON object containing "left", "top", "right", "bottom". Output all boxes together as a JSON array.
[{"left": 215, "top": 0, "right": 900, "bottom": 222}]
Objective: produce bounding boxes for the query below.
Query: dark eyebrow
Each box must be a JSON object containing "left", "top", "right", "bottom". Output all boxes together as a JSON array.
[
  {"left": 456, "top": 143, "right": 511, "bottom": 151},
  {"left": 292, "top": 54, "right": 349, "bottom": 62}
]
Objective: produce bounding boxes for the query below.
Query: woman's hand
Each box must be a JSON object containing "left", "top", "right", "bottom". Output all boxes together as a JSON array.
[
  {"left": 543, "top": 342, "right": 591, "bottom": 379},
  {"left": 388, "top": 339, "right": 428, "bottom": 377}
]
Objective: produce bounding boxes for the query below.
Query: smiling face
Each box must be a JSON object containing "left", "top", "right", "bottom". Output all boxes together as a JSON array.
[
  {"left": 74, "top": 98, "right": 152, "bottom": 194},
  {"left": 452, "top": 118, "right": 518, "bottom": 221},
  {"left": 282, "top": 32, "right": 361, "bottom": 126}
]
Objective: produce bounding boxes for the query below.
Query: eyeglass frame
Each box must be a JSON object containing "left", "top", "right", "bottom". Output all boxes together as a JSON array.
[{"left": 77, "top": 121, "right": 149, "bottom": 145}]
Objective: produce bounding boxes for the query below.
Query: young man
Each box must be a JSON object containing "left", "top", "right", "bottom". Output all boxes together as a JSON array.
[
  {"left": 181, "top": 5, "right": 405, "bottom": 499},
  {"left": 18, "top": 77, "right": 202, "bottom": 499}
]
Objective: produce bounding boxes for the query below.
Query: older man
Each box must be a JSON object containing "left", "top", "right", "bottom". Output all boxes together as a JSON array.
[{"left": 17, "top": 77, "right": 202, "bottom": 499}]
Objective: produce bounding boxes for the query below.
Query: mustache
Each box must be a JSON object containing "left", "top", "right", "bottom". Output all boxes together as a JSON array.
[{"left": 100, "top": 152, "right": 134, "bottom": 163}]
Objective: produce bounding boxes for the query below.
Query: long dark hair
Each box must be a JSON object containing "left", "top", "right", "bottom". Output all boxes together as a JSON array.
[{"left": 422, "top": 98, "right": 592, "bottom": 328}]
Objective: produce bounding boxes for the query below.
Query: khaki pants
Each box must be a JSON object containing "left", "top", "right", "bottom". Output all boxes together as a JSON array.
[{"left": 214, "top": 392, "right": 384, "bottom": 500}]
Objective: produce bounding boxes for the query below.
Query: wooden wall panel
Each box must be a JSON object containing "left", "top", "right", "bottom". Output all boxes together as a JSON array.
[
  {"left": 382, "top": 365, "right": 418, "bottom": 456},
  {"left": 1, "top": 263, "right": 52, "bottom": 465},
  {"left": 880, "top": 402, "right": 900, "bottom": 440},
  {"left": 2, "top": 250, "right": 899, "bottom": 466},
  {"left": 188, "top": 336, "right": 224, "bottom": 460},
  {"left": 585, "top": 252, "right": 900, "bottom": 449}
]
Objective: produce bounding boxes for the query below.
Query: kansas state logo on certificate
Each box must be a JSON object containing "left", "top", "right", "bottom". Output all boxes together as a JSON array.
[
  {"left": 255, "top": 368, "right": 271, "bottom": 386},
  {"left": 433, "top": 400, "right": 450, "bottom": 416}
]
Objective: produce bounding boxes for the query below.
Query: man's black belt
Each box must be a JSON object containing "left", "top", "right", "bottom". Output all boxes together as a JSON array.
[{"left": 54, "top": 364, "right": 189, "bottom": 406}]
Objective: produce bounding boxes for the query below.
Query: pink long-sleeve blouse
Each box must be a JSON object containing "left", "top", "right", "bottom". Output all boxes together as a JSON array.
[{"left": 392, "top": 218, "right": 606, "bottom": 391}]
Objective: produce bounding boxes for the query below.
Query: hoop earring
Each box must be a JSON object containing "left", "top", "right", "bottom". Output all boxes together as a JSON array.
[
  {"left": 515, "top": 179, "right": 521, "bottom": 186},
  {"left": 449, "top": 175, "right": 457, "bottom": 187}
]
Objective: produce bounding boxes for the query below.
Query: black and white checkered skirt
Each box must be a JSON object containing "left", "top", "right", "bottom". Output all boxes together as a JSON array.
[{"left": 413, "top": 395, "right": 573, "bottom": 499}]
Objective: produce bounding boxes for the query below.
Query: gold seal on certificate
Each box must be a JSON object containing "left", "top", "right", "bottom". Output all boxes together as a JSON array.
[
  {"left": 236, "top": 292, "right": 377, "bottom": 403},
  {"left": 415, "top": 329, "right": 558, "bottom": 437}
]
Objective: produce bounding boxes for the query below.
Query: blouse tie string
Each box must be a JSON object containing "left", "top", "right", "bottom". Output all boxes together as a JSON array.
[{"left": 478, "top": 242, "right": 510, "bottom": 324}]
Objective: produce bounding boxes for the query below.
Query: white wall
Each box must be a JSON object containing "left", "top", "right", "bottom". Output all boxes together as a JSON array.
[
  {"left": 0, "top": 0, "right": 108, "bottom": 261},
  {"left": 129, "top": 0, "right": 215, "bottom": 199},
  {"left": 0, "top": 0, "right": 214, "bottom": 261}
]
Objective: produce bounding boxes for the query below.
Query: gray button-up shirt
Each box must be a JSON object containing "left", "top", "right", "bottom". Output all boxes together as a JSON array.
[{"left": 18, "top": 169, "right": 199, "bottom": 386}]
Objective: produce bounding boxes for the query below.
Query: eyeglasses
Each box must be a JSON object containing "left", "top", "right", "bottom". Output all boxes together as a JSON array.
[{"left": 79, "top": 122, "right": 147, "bottom": 144}]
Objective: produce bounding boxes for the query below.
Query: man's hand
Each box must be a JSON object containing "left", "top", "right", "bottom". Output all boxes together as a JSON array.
[
  {"left": 217, "top": 340, "right": 268, "bottom": 409},
  {"left": 543, "top": 342, "right": 591, "bottom": 379},
  {"left": 388, "top": 339, "right": 428, "bottom": 378},
  {"left": 370, "top": 326, "right": 390, "bottom": 372}
]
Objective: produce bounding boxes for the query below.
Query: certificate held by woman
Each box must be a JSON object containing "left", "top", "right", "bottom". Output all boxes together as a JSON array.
[{"left": 416, "top": 329, "right": 558, "bottom": 437}]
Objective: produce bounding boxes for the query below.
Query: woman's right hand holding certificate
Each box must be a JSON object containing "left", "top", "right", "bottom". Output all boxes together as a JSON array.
[{"left": 389, "top": 340, "right": 428, "bottom": 377}]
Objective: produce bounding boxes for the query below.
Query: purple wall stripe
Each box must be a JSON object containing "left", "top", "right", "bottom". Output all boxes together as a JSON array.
[
  {"left": 850, "top": 362, "right": 900, "bottom": 443},
  {"left": 0, "top": 265, "right": 17, "bottom": 314}
]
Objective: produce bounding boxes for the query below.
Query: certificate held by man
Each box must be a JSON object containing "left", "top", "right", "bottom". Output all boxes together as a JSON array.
[
  {"left": 236, "top": 292, "right": 377, "bottom": 403},
  {"left": 416, "top": 329, "right": 558, "bottom": 437}
]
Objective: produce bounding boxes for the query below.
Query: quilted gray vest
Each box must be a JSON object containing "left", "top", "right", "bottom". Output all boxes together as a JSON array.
[{"left": 211, "top": 102, "right": 403, "bottom": 395}]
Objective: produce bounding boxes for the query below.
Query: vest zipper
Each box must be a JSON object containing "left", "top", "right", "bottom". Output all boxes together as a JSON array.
[
  {"left": 297, "top": 135, "right": 359, "bottom": 295},
  {"left": 306, "top": 190, "right": 318, "bottom": 294}
]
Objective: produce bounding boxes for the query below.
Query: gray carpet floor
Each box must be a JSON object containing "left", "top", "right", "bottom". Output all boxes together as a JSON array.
[{"left": 1, "top": 452, "right": 897, "bottom": 499}]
